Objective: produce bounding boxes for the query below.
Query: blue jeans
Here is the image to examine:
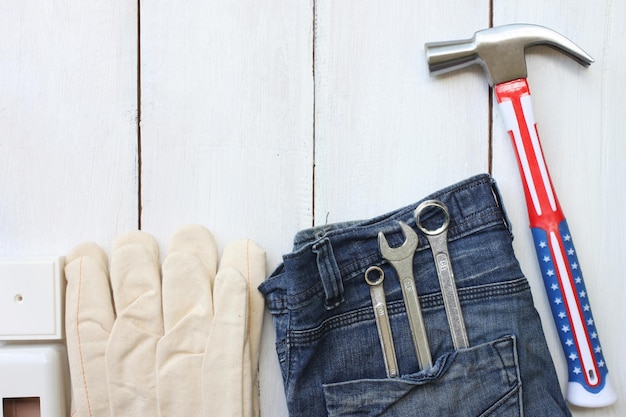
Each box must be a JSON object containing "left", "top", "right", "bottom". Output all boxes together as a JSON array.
[{"left": 259, "top": 174, "right": 570, "bottom": 416}]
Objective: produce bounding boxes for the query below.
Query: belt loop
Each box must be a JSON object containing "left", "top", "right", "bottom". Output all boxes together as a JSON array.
[{"left": 312, "top": 237, "right": 345, "bottom": 310}]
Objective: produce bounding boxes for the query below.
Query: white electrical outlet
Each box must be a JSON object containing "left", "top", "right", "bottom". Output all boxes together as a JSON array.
[{"left": 0, "top": 257, "right": 65, "bottom": 340}]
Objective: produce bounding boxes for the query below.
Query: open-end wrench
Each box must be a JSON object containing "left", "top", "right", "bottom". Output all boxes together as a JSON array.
[
  {"left": 379, "top": 222, "right": 432, "bottom": 370},
  {"left": 415, "top": 200, "right": 469, "bottom": 351},
  {"left": 365, "top": 266, "right": 399, "bottom": 378},
  {"left": 426, "top": 24, "right": 616, "bottom": 407}
]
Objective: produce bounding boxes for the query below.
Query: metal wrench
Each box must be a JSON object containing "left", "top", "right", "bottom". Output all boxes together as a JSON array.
[
  {"left": 378, "top": 222, "right": 433, "bottom": 370},
  {"left": 415, "top": 200, "right": 469, "bottom": 350},
  {"left": 365, "top": 266, "right": 398, "bottom": 378}
]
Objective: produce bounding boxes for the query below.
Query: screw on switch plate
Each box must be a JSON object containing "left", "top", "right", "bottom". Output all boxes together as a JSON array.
[{"left": 0, "top": 258, "right": 65, "bottom": 340}]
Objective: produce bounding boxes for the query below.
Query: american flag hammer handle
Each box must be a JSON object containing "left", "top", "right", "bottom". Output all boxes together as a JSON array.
[{"left": 495, "top": 78, "right": 616, "bottom": 408}]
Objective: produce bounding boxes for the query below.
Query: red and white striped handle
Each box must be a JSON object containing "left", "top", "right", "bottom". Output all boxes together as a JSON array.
[{"left": 495, "top": 79, "right": 616, "bottom": 408}]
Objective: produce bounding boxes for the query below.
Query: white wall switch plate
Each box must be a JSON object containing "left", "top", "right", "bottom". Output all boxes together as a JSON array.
[
  {"left": 0, "top": 343, "right": 69, "bottom": 417},
  {"left": 0, "top": 258, "right": 65, "bottom": 340}
]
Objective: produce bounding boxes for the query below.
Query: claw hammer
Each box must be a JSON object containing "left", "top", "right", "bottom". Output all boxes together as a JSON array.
[{"left": 425, "top": 24, "right": 616, "bottom": 408}]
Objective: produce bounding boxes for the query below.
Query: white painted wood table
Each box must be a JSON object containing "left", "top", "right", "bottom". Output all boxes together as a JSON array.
[{"left": 1, "top": 1, "right": 624, "bottom": 416}]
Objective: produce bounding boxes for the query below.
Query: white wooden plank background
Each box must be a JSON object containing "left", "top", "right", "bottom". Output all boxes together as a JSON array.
[
  {"left": 1, "top": 1, "right": 624, "bottom": 416},
  {"left": 0, "top": 1, "right": 139, "bottom": 255}
]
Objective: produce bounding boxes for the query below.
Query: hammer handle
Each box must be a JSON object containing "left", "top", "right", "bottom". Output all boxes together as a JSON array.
[{"left": 495, "top": 79, "right": 616, "bottom": 407}]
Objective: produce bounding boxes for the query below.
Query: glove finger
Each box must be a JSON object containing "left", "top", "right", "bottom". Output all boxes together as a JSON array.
[
  {"left": 202, "top": 267, "right": 248, "bottom": 417},
  {"left": 167, "top": 224, "right": 218, "bottom": 281},
  {"left": 109, "top": 231, "right": 160, "bottom": 315},
  {"left": 106, "top": 231, "right": 162, "bottom": 416},
  {"left": 157, "top": 254, "right": 211, "bottom": 417},
  {"left": 218, "top": 239, "right": 266, "bottom": 417},
  {"left": 162, "top": 225, "right": 217, "bottom": 331},
  {"left": 64, "top": 242, "right": 114, "bottom": 417},
  {"left": 157, "top": 225, "right": 217, "bottom": 417}
]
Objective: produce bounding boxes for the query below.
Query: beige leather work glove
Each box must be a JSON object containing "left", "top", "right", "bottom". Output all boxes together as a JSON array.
[{"left": 64, "top": 225, "right": 266, "bottom": 417}]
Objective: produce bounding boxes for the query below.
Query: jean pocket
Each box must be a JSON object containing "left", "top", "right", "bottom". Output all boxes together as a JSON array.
[{"left": 322, "top": 335, "right": 522, "bottom": 417}]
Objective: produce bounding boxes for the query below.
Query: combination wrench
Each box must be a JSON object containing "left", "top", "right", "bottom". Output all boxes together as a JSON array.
[
  {"left": 365, "top": 266, "right": 399, "bottom": 378},
  {"left": 415, "top": 199, "right": 469, "bottom": 350},
  {"left": 379, "top": 222, "right": 433, "bottom": 370}
]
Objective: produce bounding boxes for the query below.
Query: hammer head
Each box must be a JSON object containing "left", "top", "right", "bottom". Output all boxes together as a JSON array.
[{"left": 425, "top": 24, "right": 594, "bottom": 86}]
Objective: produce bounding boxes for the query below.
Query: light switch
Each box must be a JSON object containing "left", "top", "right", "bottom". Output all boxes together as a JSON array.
[
  {"left": 0, "top": 343, "right": 69, "bottom": 417},
  {"left": 0, "top": 258, "right": 64, "bottom": 340}
]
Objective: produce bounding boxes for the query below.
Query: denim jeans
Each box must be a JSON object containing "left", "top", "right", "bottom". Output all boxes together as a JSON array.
[{"left": 259, "top": 174, "right": 570, "bottom": 417}]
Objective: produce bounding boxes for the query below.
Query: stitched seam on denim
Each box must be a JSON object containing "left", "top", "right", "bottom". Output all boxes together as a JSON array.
[
  {"left": 492, "top": 336, "right": 518, "bottom": 387},
  {"left": 442, "top": 277, "right": 530, "bottom": 305},
  {"left": 322, "top": 217, "right": 506, "bottom": 296},
  {"left": 285, "top": 253, "right": 379, "bottom": 310},
  {"left": 388, "top": 277, "right": 529, "bottom": 310},
  {"left": 287, "top": 280, "right": 328, "bottom": 310},
  {"left": 479, "top": 382, "right": 521, "bottom": 417},
  {"left": 266, "top": 299, "right": 288, "bottom": 313},
  {"left": 290, "top": 304, "right": 372, "bottom": 343},
  {"left": 329, "top": 219, "right": 513, "bottom": 292},
  {"left": 396, "top": 337, "right": 521, "bottom": 417},
  {"left": 284, "top": 311, "right": 293, "bottom": 389},
  {"left": 289, "top": 278, "right": 529, "bottom": 345},
  {"left": 338, "top": 213, "right": 504, "bottom": 281}
]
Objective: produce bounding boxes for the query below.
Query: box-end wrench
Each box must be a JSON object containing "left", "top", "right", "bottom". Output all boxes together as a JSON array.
[
  {"left": 415, "top": 200, "right": 469, "bottom": 351},
  {"left": 379, "top": 222, "right": 433, "bottom": 370},
  {"left": 365, "top": 266, "right": 399, "bottom": 378}
]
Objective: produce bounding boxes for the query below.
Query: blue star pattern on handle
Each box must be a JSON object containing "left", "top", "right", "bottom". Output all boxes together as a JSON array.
[{"left": 531, "top": 220, "right": 609, "bottom": 393}]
